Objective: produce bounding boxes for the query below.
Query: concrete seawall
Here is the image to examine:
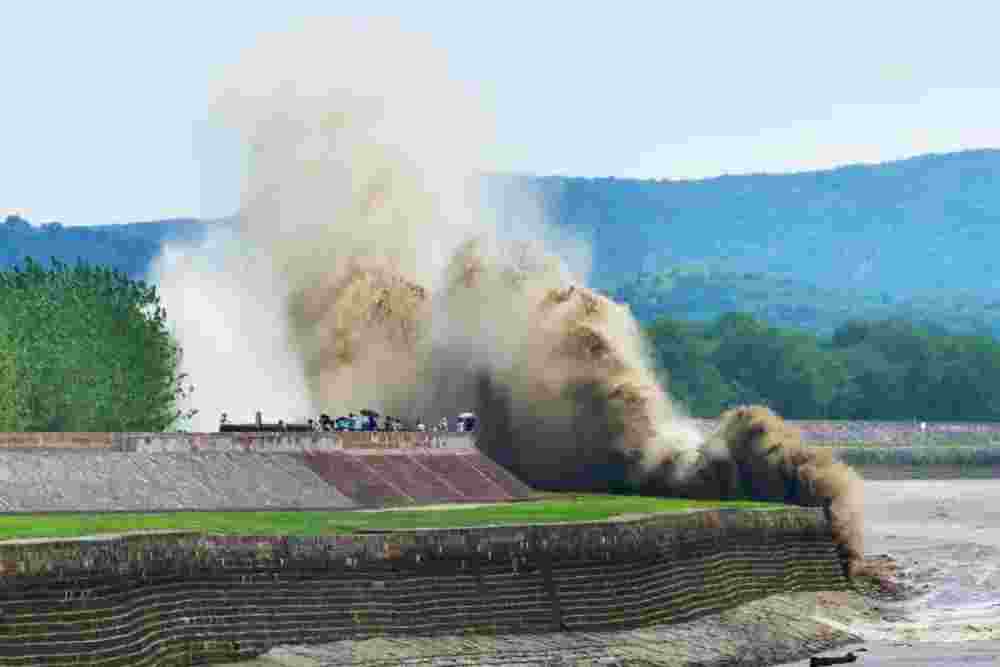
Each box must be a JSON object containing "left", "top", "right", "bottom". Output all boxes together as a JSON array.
[
  {"left": 0, "top": 507, "right": 849, "bottom": 666},
  {"left": 0, "top": 432, "right": 476, "bottom": 452},
  {"left": 0, "top": 433, "right": 533, "bottom": 513},
  {"left": 6, "top": 419, "right": 999, "bottom": 452}
]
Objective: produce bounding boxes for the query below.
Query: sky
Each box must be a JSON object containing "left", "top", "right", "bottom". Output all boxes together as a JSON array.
[{"left": 2, "top": 1, "right": 998, "bottom": 226}]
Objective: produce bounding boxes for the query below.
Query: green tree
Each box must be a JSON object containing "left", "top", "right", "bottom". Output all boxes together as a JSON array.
[
  {"left": 0, "top": 257, "right": 196, "bottom": 431},
  {"left": 645, "top": 317, "right": 737, "bottom": 417},
  {"left": 642, "top": 308, "right": 1000, "bottom": 421},
  {"left": 0, "top": 313, "right": 15, "bottom": 430}
]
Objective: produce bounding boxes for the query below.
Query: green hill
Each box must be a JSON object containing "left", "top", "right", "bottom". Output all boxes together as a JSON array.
[
  {"left": 612, "top": 267, "right": 1000, "bottom": 338},
  {"left": 522, "top": 149, "right": 1000, "bottom": 298},
  {"left": 5, "top": 148, "right": 1000, "bottom": 337}
]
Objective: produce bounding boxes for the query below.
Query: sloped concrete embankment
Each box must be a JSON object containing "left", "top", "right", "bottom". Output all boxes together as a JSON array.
[
  {"left": 0, "top": 433, "right": 531, "bottom": 512},
  {"left": 300, "top": 450, "right": 533, "bottom": 505},
  {"left": 0, "top": 451, "right": 357, "bottom": 512},
  {"left": 0, "top": 508, "right": 849, "bottom": 666}
]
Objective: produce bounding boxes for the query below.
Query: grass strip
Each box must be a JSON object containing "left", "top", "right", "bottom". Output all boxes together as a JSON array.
[{"left": 0, "top": 495, "right": 787, "bottom": 540}]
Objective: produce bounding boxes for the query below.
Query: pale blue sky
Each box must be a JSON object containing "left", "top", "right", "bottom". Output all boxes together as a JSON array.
[{"left": 2, "top": 1, "right": 998, "bottom": 226}]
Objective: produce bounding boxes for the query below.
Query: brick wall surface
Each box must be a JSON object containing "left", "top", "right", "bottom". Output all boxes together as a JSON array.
[{"left": 0, "top": 508, "right": 848, "bottom": 666}]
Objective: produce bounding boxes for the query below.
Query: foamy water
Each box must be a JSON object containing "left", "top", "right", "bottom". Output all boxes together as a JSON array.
[
  {"left": 778, "top": 479, "right": 1000, "bottom": 666},
  {"left": 849, "top": 480, "right": 1000, "bottom": 644}
]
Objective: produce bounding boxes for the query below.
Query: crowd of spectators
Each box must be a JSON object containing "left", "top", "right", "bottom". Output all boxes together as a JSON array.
[
  {"left": 223, "top": 411, "right": 999, "bottom": 444},
  {"left": 250, "top": 411, "right": 481, "bottom": 433}
]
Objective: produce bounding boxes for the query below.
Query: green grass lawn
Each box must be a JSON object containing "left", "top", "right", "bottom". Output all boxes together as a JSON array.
[{"left": 0, "top": 495, "right": 788, "bottom": 541}]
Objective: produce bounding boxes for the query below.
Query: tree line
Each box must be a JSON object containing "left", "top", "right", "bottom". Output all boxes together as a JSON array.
[
  {"left": 613, "top": 266, "right": 1000, "bottom": 339},
  {"left": 3, "top": 253, "right": 999, "bottom": 430},
  {"left": 645, "top": 312, "right": 1000, "bottom": 421},
  {"left": 0, "top": 257, "right": 195, "bottom": 431}
]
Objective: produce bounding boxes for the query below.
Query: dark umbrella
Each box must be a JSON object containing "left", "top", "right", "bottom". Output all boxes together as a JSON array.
[{"left": 360, "top": 409, "right": 380, "bottom": 417}]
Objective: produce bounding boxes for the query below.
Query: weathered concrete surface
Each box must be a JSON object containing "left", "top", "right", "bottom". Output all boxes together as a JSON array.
[
  {"left": 0, "top": 431, "right": 476, "bottom": 452},
  {"left": 0, "top": 432, "right": 114, "bottom": 449},
  {"left": 0, "top": 451, "right": 357, "bottom": 511},
  {"left": 4, "top": 420, "right": 1000, "bottom": 452},
  {"left": 301, "top": 449, "right": 534, "bottom": 506},
  {"left": 124, "top": 432, "right": 476, "bottom": 452},
  {"left": 0, "top": 446, "right": 531, "bottom": 512}
]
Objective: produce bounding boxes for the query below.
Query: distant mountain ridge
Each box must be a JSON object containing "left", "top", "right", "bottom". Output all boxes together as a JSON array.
[
  {"left": 523, "top": 148, "right": 1000, "bottom": 296},
  {"left": 3, "top": 148, "right": 999, "bottom": 336}
]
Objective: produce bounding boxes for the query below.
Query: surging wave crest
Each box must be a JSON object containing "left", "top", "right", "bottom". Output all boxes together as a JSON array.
[{"left": 154, "top": 17, "right": 864, "bottom": 574}]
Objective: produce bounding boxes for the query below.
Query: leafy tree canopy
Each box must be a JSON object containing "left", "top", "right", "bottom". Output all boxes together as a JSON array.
[
  {"left": 645, "top": 312, "right": 1000, "bottom": 421},
  {"left": 0, "top": 257, "right": 196, "bottom": 431}
]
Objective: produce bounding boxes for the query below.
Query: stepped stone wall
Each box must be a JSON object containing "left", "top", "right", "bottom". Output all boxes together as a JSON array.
[{"left": 0, "top": 508, "right": 848, "bottom": 666}]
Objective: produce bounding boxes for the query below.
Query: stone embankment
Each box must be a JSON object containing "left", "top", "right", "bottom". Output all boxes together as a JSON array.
[
  {"left": 8, "top": 419, "right": 1000, "bottom": 454},
  {"left": 0, "top": 432, "right": 476, "bottom": 453},
  {"left": 0, "top": 433, "right": 532, "bottom": 512},
  {"left": 0, "top": 507, "right": 849, "bottom": 666}
]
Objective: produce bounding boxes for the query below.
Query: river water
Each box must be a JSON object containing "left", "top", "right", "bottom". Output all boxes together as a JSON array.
[{"left": 779, "top": 478, "right": 1000, "bottom": 665}]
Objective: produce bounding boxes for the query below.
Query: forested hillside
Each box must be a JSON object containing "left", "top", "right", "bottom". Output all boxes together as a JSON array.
[
  {"left": 524, "top": 149, "right": 1000, "bottom": 297},
  {"left": 0, "top": 216, "right": 226, "bottom": 280},
  {"left": 4, "top": 148, "right": 999, "bottom": 338},
  {"left": 645, "top": 313, "right": 1000, "bottom": 420},
  {"left": 613, "top": 267, "right": 1000, "bottom": 337},
  {"left": 6, "top": 145, "right": 1000, "bottom": 422}
]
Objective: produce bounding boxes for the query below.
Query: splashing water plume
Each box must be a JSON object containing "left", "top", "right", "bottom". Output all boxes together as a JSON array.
[{"left": 155, "top": 17, "right": 864, "bottom": 574}]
